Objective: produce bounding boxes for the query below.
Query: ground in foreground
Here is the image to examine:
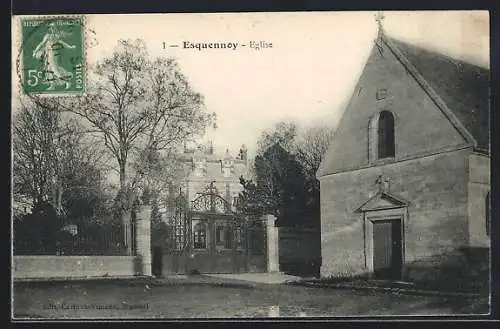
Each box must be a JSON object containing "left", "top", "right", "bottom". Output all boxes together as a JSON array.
[{"left": 13, "top": 278, "right": 489, "bottom": 319}]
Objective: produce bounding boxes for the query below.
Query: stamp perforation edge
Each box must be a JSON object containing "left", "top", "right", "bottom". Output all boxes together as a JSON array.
[{"left": 15, "top": 14, "right": 88, "bottom": 98}]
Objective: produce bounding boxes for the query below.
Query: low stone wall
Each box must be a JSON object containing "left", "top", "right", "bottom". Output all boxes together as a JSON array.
[
  {"left": 155, "top": 251, "right": 266, "bottom": 275},
  {"left": 13, "top": 255, "right": 140, "bottom": 279},
  {"left": 279, "top": 227, "right": 321, "bottom": 277}
]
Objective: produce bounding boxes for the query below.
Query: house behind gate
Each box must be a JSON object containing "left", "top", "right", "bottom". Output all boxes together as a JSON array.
[
  {"left": 153, "top": 143, "right": 271, "bottom": 275},
  {"left": 316, "top": 28, "right": 490, "bottom": 281}
]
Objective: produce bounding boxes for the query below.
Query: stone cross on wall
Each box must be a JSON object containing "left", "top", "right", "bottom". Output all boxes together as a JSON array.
[{"left": 375, "top": 175, "right": 390, "bottom": 193}]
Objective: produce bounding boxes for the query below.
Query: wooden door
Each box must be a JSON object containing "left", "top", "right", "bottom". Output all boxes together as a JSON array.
[{"left": 373, "top": 219, "right": 402, "bottom": 280}]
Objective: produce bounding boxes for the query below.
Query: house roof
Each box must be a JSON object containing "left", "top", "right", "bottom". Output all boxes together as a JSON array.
[
  {"left": 180, "top": 149, "right": 249, "bottom": 182},
  {"left": 385, "top": 36, "right": 490, "bottom": 152}
]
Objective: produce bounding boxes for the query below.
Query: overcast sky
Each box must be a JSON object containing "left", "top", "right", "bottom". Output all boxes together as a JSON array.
[{"left": 12, "top": 11, "right": 489, "bottom": 157}]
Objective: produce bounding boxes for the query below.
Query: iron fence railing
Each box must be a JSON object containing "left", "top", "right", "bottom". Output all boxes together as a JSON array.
[{"left": 13, "top": 223, "right": 131, "bottom": 256}]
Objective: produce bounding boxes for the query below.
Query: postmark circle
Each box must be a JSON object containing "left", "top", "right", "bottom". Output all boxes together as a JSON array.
[{"left": 16, "top": 16, "right": 86, "bottom": 96}]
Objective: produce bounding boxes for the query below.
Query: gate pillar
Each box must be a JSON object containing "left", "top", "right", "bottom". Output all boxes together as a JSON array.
[
  {"left": 136, "top": 205, "right": 152, "bottom": 276},
  {"left": 263, "top": 214, "right": 280, "bottom": 273}
]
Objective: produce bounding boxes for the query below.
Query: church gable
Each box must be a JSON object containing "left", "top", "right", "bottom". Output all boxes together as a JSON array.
[{"left": 317, "top": 35, "right": 472, "bottom": 177}]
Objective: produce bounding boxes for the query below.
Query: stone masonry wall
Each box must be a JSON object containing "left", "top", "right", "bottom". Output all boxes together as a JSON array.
[
  {"left": 13, "top": 256, "right": 138, "bottom": 279},
  {"left": 318, "top": 37, "right": 470, "bottom": 176},
  {"left": 468, "top": 153, "right": 491, "bottom": 248},
  {"left": 319, "top": 148, "right": 471, "bottom": 279}
]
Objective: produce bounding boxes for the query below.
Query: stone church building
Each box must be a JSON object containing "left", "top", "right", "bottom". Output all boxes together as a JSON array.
[{"left": 316, "top": 29, "right": 490, "bottom": 281}]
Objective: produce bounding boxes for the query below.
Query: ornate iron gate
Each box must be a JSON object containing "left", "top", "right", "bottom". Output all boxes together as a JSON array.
[{"left": 154, "top": 182, "right": 267, "bottom": 275}]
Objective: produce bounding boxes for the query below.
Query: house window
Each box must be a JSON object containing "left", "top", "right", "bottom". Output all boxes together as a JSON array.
[
  {"left": 234, "top": 225, "right": 246, "bottom": 249},
  {"left": 486, "top": 191, "right": 491, "bottom": 236},
  {"left": 224, "top": 226, "right": 233, "bottom": 249},
  {"left": 216, "top": 225, "right": 225, "bottom": 246},
  {"left": 222, "top": 167, "right": 231, "bottom": 177},
  {"left": 377, "top": 110, "right": 395, "bottom": 159},
  {"left": 215, "top": 224, "right": 233, "bottom": 249},
  {"left": 193, "top": 222, "right": 207, "bottom": 249}
]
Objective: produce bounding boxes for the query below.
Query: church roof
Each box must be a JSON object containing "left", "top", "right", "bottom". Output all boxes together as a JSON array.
[{"left": 386, "top": 36, "right": 490, "bottom": 152}]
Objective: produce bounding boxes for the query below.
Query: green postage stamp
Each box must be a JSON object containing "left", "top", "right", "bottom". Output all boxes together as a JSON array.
[{"left": 20, "top": 16, "right": 85, "bottom": 94}]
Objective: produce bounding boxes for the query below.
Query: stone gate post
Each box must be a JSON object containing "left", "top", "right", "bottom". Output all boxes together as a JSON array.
[
  {"left": 263, "top": 214, "right": 280, "bottom": 273},
  {"left": 135, "top": 205, "right": 152, "bottom": 276}
]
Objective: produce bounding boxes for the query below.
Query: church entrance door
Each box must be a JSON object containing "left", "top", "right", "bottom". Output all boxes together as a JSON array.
[{"left": 372, "top": 219, "right": 402, "bottom": 280}]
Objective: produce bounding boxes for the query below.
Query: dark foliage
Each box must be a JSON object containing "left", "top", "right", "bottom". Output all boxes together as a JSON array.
[
  {"left": 13, "top": 202, "right": 62, "bottom": 254},
  {"left": 238, "top": 143, "right": 319, "bottom": 229},
  {"left": 13, "top": 202, "right": 127, "bottom": 255}
]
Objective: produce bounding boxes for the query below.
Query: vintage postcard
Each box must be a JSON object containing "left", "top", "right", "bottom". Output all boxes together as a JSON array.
[{"left": 11, "top": 11, "right": 490, "bottom": 319}]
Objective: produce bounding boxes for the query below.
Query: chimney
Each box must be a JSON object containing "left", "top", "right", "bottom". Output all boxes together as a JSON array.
[
  {"left": 208, "top": 140, "right": 214, "bottom": 154},
  {"left": 239, "top": 144, "right": 248, "bottom": 161}
]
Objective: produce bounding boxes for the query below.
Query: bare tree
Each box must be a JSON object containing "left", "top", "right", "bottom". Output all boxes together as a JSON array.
[
  {"left": 13, "top": 99, "right": 106, "bottom": 216},
  {"left": 246, "top": 121, "right": 298, "bottom": 189},
  {"left": 28, "top": 39, "right": 214, "bottom": 254},
  {"left": 294, "top": 125, "right": 335, "bottom": 177},
  {"left": 13, "top": 101, "right": 59, "bottom": 208},
  {"left": 256, "top": 121, "right": 298, "bottom": 156}
]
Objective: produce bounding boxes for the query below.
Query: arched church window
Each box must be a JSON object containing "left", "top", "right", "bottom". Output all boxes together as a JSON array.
[
  {"left": 378, "top": 110, "right": 395, "bottom": 159},
  {"left": 486, "top": 191, "right": 491, "bottom": 236},
  {"left": 193, "top": 222, "right": 207, "bottom": 249}
]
